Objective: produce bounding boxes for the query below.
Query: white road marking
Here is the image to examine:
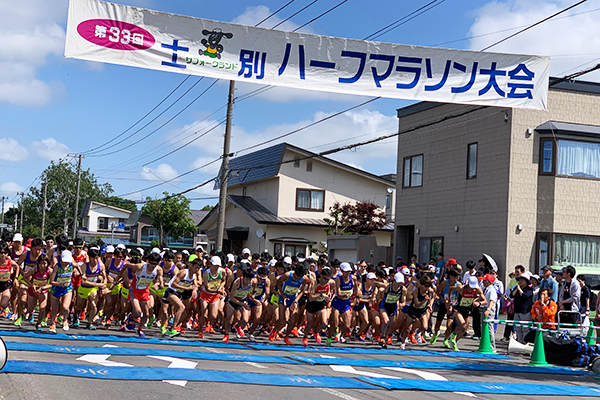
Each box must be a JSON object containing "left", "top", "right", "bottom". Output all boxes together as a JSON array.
[
  {"left": 77, "top": 354, "right": 132, "bottom": 367},
  {"left": 329, "top": 365, "right": 399, "bottom": 379},
  {"left": 244, "top": 361, "right": 268, "bottom": 369},
  {"left": 383, "top": 367, "right": 477, "bottom": 398},
  {"left": 319, "top": 355, "right": 338, "bottom": 358},
  {"left": 102, "top": 344, "right": 119, "bottom": 348},
  {"left": 200, "top": 347, "right": 224, "bottom": 354},
  {"left": 146, "top": 355, "right": 198, "bottom": 387},
  {"left": 319, "top": 387, "right": 362, "bottom": 400}
]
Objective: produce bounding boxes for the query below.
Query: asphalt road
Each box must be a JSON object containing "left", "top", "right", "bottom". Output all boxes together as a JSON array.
[{"left": 0, "top": 318, "right": 598, "bottom": 400}]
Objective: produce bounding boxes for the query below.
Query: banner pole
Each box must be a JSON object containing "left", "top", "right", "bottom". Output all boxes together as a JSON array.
[{"left": 216, "top": 80, "right": 236, "bottom": 252}]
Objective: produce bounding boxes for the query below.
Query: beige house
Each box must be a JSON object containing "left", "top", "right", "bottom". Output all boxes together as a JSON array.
[
  {"left": 199, "top": 143, "right": 395, "bottom": 257},
  {"left": 394, "top": 78, "right": 600, "bottom": 280}
]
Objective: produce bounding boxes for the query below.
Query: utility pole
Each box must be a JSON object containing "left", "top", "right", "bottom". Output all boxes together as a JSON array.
[
  {"left": 215, "top": 80, "right": 235, "bottom": 252},
  {"left": 17, "top": 192, "right": 24, "bottom": 233},
  {"left": 41, "top": 177, "right": 47, "bottom": 238},
  {"left": 0, "top": 196, "right": 6, "bottom": 234},
  {"left": 72, "top": 154, "right": 83, "bottom": 239}
]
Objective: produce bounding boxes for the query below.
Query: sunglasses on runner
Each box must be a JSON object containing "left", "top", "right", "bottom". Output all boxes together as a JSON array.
[{"left": 0, "top": 251, "right": 8, "bottom": 255}]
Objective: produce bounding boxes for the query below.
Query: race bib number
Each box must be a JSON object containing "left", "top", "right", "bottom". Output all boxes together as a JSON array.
[
  {"left": 283, "top": 286, "right": 299, "bottom": 296},
  {"left": 235, "top": 290, "right": 250, "bottom": 299},
  {"left": 86, "top": 276, "right": 99, "bottom": 283},
  {"left": 339, "top": 289, "right": 352, "bottom": 299},
  {"left": 56, "top": 276, "right": 71, "bottom": 286},
  {"left": 0, "top": 271, "right": 10, "bottom": 281},
  {"left": 460, "top": 297, "right": 474, "bottom": 307},
  {"left": 207, "top": 280, "right": 221, "bottom": 292},
  {"left": 33, "top": 279, "right": 48, "bottom": 287},
  {"left": 109, "top": 272, "right": 118, "bottom": 280},
  {"left": 137, "top": 277, "right": 153, "bottom": 287},
  {"left": 385, "top": 293, "right": 400, "bottom": 304}
]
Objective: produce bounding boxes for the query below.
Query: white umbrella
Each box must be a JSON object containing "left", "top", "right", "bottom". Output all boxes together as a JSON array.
[{"left": 482, "top": 253, "right": 498, "bottom": 272}]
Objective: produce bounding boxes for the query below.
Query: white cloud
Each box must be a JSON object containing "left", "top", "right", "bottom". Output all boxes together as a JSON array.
[
  {"left": 0, "top": 0, "right": 67, "bottom": 106},
  {"left": 1, "top": 201, "right": 14, "bottom": 214},
  {"left": 231, "top": 5, "right": 311, "bottom": 33},
  {"left": 32, "top": 137, "right": 70, "bottom": 161},
  {"left": 0, "top": 138, "right": 28, "bottom": 161},
  {"left": 468, "top": 1, "right": 600, "bottom": 81},
  {"left": 183, "top": 108, "right": 398, "bottom": 174},
  {"left": 0, "top": 182, "right": 24, "bottom": 195},
  {"left": 141, "top": 164, "right": 180, "bottom": 182}
]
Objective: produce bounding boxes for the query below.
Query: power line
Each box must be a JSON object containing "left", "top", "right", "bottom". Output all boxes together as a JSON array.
[
  {"left": 256, "top": 0, "right": 297, "bottom": 26},
  {"left": 481, "top": 0, "right": 589, "bottom": 51},
  {"left": 294, "top": 0, "right": 349, "bottom": 31},
  {"left": 272, "top": 0, "right": 319, "bottom": 29}
]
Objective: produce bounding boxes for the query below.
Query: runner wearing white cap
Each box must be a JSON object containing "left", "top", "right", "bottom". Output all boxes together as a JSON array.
[
  {"left": 198, "top": 255, "right": 226, "bottom": 338},
  {"left": 327, "top": 262, "right": 359, "bottom": 346},
  {"left": 377, "top": 272, "right": 406, "bottom": 348},
  {"left": 449, "top": 275, "right": 486, "bottom": 351}
]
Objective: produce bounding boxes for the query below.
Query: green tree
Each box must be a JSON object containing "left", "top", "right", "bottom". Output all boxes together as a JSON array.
[
  {"left": 18, "top": 160, "right": 113, "bottom": 237},
  {"left": 324, "top": 200, "right": 387, "bottom": 236},
  {"left": 141, "top": 192, "right": 197, "bottom": 246},
  {"left": 104, "top": 196, "right": 137, "bottom": 212},
  {"left": 201, "top": 204, "right": 215, "bottom": 211}
]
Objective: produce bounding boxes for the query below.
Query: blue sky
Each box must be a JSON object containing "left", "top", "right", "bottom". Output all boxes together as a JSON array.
[{"left": 1, "top": 0, "right": 599, "bottom": 211}]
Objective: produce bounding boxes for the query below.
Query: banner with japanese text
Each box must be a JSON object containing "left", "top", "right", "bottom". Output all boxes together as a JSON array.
[{"left": 65, "top": 0, "right": 550, "bottom": 110}]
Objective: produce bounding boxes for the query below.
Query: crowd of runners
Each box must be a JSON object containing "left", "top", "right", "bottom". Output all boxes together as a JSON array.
[{"left": 0, "top": 232, "right": 503, "bottom": 351}]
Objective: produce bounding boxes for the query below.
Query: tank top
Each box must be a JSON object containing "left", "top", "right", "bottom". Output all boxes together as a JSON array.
[
  {"left": 54, "top": 263, "right": 74, "bottom": 287},
  {"left": 233, "top": 277, "right": 253, "bottom": 300},
  {"left": 458, "top": 287, "right": 477, "bottom": 308},
  {"left": 314, "top": 282, "right": 330, "bottom": 302},
  {"left": 281, "top": 273, "right": 304, "bottom": 298},
  {"left": 169, "top": 269, "right": 196, "bottom": 292},
  {"left": 134, "top": 264, "right": 158, "bottom": 290},
  {"left": 11, "top": 246, "right": 25, "bottom": 263},
  {"left": 206, "top": 269, "right": 223, "bottom": 293},
  {"left": 411, "top": 287, "right": 428, "bottom": 309},
  {"left": 335, "top": 276, "right": 354, "bottom": 301},
  {"left": 73, "top": 252, "right": 86, "bottom": 268},
  {"left": 160, "top": 261, "right": 177, "bottom": 281},
  {"left": 22, "top": 251, "right": 38, "bottom": 274},
  {"left": 81, "top": 261, "right": 102, "bottom": 288},
  {"left": 31, "top": 266, "right": 50, "bottom": 288},
  {"left": 383, "top": 283, "right": 404, "bottom": 304},
  {"left": 0, "top": 257, "right": 12, "bottom": 282},
  {"left": 252, "top": 277, "right": 267, "bottom": 299},
  {"left": 107, "top": 258, "right": 124, "bottom": 280},
  {"left": 361, "top": 281, "right": 373, "bottom": 300}
]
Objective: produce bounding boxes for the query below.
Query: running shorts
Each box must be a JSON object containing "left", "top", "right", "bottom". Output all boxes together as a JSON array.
[
  {"left": 298, "top": 293, "right": 308, "bottom": 306},
  {"left": 151, "top": 286, "right": 166, "bottom": 298},
  {"left": 331, "top": 298, "right": 351, "bottom": 314},
  {"left": 306, "top": 300, "right": 326, "bottom": 314},
  {"left": 229, "top": 299, "right": 247, "bottom": 311},
  {"left": 269, "top": 293, "right": 279, "bottom": 306},
  {"left": 379, "top": 301, "right": 398, "bottom": 316},
  {"left": 407, "top": 304, "right": 427, "bottom": 320},
  {"left": 51, "top": 285, "right": 73, "bottom": 298},
  {"left": 77, "top": 286, "right": 99, "bottom": 300},
  {"left": 131, "top": 287, "right": 150, "bottom": 302},
  {"left": 278, "top": 295, "right": 295, "bottom": 307},
  {"left": 0, "top": 280, "right": 13, "bottom": 293},
  {"left": 200, "top": 289, "right": 220, "bottom": 304},
  {"left": 163, "top": 287, "right": 193, "bottom": 303},
  {"left": 436, "top": 301, "right": 449, "bottom": 320},
  {"left": 120, "top": 285, "right": 130, "bottom": 299},
  {"left": 110, "top": 283, "right": 122, "bottom": 296},
  {"left": 455, "top": 305, "right": 473, "bottom": 318}
]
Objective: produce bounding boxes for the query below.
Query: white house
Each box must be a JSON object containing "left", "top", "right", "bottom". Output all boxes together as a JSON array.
[
  {"left": 198, "top": 143, "right": 395, "bottom": 258},
  {"left": 78, "top": 200, "right": 132, "bottom": 245}
]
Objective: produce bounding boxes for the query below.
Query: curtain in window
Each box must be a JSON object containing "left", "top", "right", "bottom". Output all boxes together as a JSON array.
[
  {"left": 311, "top": 191, "right": 324, "bottom": 210},
  {"left": 554, "top": 234, "right": 600, "bottom": 266},
  {"left": 411, "top": 155, "right": 423, "bottom": 186},
  {"left": 297, "top": 190, "right": 311, "bottom": 209},
  {"left": 557, "top": 140, "right": 600, "bottom": 178},
  {"left": 403, "top": 158, "right": 411, "bottom": 186}
]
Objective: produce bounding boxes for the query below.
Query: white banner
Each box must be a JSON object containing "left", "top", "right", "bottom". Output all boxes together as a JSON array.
[{"left": 65, "top": 0, "right": 550, "bottom": 110}]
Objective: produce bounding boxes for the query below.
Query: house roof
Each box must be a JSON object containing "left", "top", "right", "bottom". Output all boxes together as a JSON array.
[
  {"left": 190, "top": 210, "right": 210, "bottom": 225},
  {"left": 79, "top": 200, "right": 134, "bottom": 218},
  {"left": 221, "top": 142, "right": 395, "bottom": 188},
  {"left": 536, "top": 121, "right": 600, "bottom": 139},
  {"left": 199, "top": 194, "right": 394, "bottom": 231}
]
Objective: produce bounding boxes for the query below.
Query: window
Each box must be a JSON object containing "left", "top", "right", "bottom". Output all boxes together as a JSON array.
[
  {"left": 97, "top": 217, "right": 108, "bottom": 230},
  {"left": 306, "top": 161, "right": 313, "bottom": 172},
  {"left": 242, "top": 186, "right": 247, "bottom": 197},
  {"left": 540, "top": 139, "right": 555, "bottom": 174},
  {"left": 403, "top": 154, "right": 423, "bottom": 188},
  {"left": 296, "top": 189, "right": 324, "bottom": 211},
  {"left": 385, "top": 194, "right": 392, "bottom": 209},
  {"left": 557, "top": 140, "right": 600, "bottom": 178},
  {"left": 554, "top": 233, "right": 600, "bottom": 267},
  {"left": 293, "top": 157, "right": 300, "bottom": 168},
  {"left": 467, "top": 143, "right": 477, "bottom": 179}
]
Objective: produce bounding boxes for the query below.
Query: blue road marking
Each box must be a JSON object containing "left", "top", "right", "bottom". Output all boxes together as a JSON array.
[
  {"left": 292, "top": 356, "right": 594, "bottom": 376},
  {"left": 2, "top": 360, "right": 378, "bottom": 389},
  {"left": 5, "top": 342, "right": 300, "bottom": 365},
  {"left": 0, "top": 329, "right": 508, "bottom": 359},
  {"left": 361, "top": 376, "right": 600, "bottom": 396}
]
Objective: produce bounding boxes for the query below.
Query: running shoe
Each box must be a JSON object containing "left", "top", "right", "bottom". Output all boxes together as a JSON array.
[
  {"left": 73, "top": 315, "right": 79, "bottom": 328},
  {"left": 13, "top": 317, "right": 22, "bottom": 327},
  {"left": 450, "top": 337, "right": 459, "bottom": 352},
  {"left": 290, "top": 327, "right": 299, "bottom": 338},
  {"left": 206, "top": 324, "right": 215, "bottom": 334},
  {"left": 197, "top": 331, "right": 204, "bottom": 338},
  {"left": 119, "top": 324, "right": 126, "bottom": 332},
  {"left": 417, "top": 334, "right": 423, "bottom": 344},
  {"left": 126, "top": 321, "right": 135, "bottom": 331},
  {"left": 443, "top": 339, "right": 450, "bottom": 348},
  {"left": 302, "top": 337, "right": 308, "bottom": 346},
  {"left": 87, "top": 323, "right": 97, "bottom": 331},
  {"left": 28, "top": 314, "right": 34, "bottom": 324},
  {"left": 339, "top": 337, "right": 347, "bottom": 344},
  {"left": 248, "top": 335, "right": 256, "bottom": 342},
  {"left": 399, "top": 342, "right": 406, "bottom": 350},
  {"left": 408, "top": 333, "right": 417, "bottom": 344},
  {"left": 326, "top": 338, "right": 332, "bottom": 347},
  {"left": 49, "top": 325, "right": 57, "bottom": 334},
  {"left": 386, "top": 335, "right": 392, "bottom": 345},
  {"left": 161, "top": 325, "right": 168, "bottom": 335},
  {"left": 314, "top": 333, "right": 322, "bottom": 344},
  {"left": 223, "top": 334, "right": 229, "bottom": 343},
  {"left": 63, "top": 322, "right": 70, "bottom": 331},
  {"left": 379, "top": 341, "right": 387, "bottom": 349},
  {"left": 138, "top": 329, "right": 146, "bottom": 339},
  {"left": 268, "top": 330, "right": 276, "bottom": 342},
  {"left": 180, "top": 327, "right": 186, "bottom": 334},
  {"left": 40, "top": 318, "right": 48, "bottom": 327},
  {"left": 430, "top": 333, "right": 439, "bottom": 345},
  {"left": 235, "top": 325, "right": 245, "bottom": 338},
  {"left": 36, "top": 324, "right": 43, "bottom": 332},
  {"left": 147, "top": 316, "right": 155, "bottom": 329},
  {"left": 57, "top": 315, "right": 63, "bottom": 325},
  {"left": 168, "top": 329, "right": 181, "bottom": 338},
  {"left": 284, "top": 336, "right": 293, "bottom": 345}
]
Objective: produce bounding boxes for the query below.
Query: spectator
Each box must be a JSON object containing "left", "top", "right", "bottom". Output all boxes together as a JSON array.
[
  {"left": 558, "top": 266, "right": 580, "bottom": 324},
  {"left": 577, "top": 274, "right": 591, "bottom": 324},
  {"left": 436, "top": 252, "right": 446, "bottom": 279},
  {"left": 525, "top": 287, "right": 558, "bottom": 343},
  {"left": 480, "top": 274, "right": 498, "bottom": 351},
  {"left": 502, "top": 265, "right": 525, "bottom": 341},
  {"left": 462, "top": 260, "right": 477, "bottom": 284},
  {"left": 510, "top": 271, "right": 534, "bottom": 344},
  {"left": 539, "top": 265, "right": 559, "bottom": 303},
  {"left": 490, "top": 269, "right": 504, "bottom": 333},
  {"left": 531, "top": 274, "right": 540, "bottom": 302}
]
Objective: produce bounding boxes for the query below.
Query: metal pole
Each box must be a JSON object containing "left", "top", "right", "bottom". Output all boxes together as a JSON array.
[
  {"left": 72, "top": 154, "right": 83, "bottom": 239},
  {"left": 0, "top": 196, "right": 5, "bottom": 234},
  {"left": 111, "top": 223, "right": 115, "bottom": 245},
  {"left": 41, "top": 178, "right": 47, "bottom": 238},
  {"left": 18, "top": 192, "right": 24, "bottom": 233},
  {"left": 215, "top": 80, "right": 235, "bottom": 252}
]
